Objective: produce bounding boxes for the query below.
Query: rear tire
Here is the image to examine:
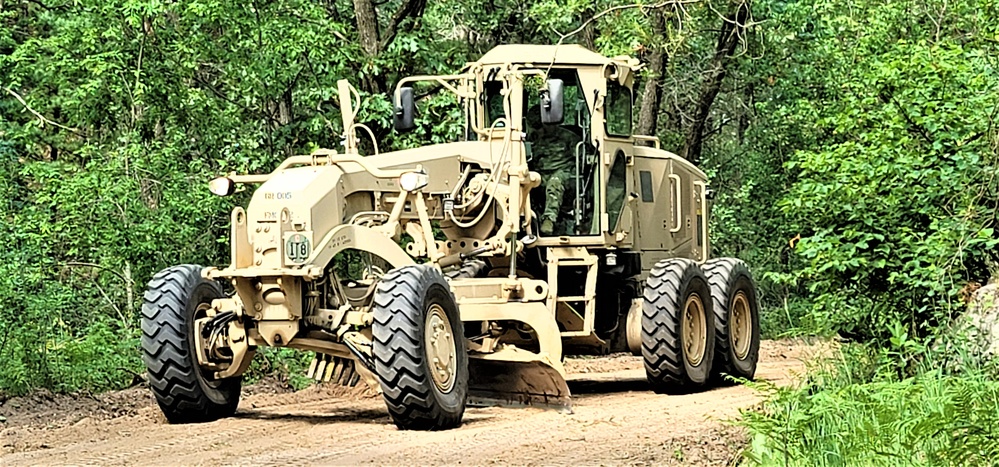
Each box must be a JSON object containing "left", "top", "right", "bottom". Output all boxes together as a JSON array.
[
  {"left": 372, "top": 265, "right": 468, "bottom": 430},
  {"left": 141, "top": 265, "right": 241, "bottom": 423},
  {"left": 704, "top": 258, "right": 760, "bottom": 381},
  {"left": 641, "top": 259, "right": 715, "bottom": 392}
]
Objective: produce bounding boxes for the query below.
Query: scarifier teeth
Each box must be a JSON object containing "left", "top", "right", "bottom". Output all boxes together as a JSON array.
[
  {"left": 306, "top": 353, "right": 320, "bottom": 379},
  {"left": 334, "top": 359, "right": 347, "bottom": 383},
  {"left": 324, "top": 358, "right": 337, "bottom": 382},
  {"left": 315, "top": 357, "right": 329, "bottom": 382},
  {"left": 307, "top": 353, "right": 362, "bottom": 386}
]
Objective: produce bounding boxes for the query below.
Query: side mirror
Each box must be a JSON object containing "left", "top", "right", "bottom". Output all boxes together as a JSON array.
[
  {"left": 540, "top": 79, "right": 564, "bottom": 125},
  {"left": 394, "top": 87, "right": 415, "bottom": 132}
]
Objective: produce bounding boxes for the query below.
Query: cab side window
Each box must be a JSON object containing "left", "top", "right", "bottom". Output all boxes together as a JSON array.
[
  {"left": 484, "top": 81, "right": 507, "bottom": 127},
  {"left": 605, "top": 82, "right": 632, "bottom": 137}
]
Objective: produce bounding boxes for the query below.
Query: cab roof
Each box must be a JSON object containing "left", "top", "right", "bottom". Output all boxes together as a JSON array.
[{"left": 472, "top": 44, "right": 614, "bottom": 67}]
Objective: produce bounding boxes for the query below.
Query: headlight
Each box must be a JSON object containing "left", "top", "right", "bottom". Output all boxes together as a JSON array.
[
  {"left": 208, "top": 176, "right": 235, "bottom": 196},
  {"left": 399, "top": 170, "right": 429, "bottom": 192}
]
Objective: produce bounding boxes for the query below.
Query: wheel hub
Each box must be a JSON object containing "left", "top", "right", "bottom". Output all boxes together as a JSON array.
[
  {"left": 424, "top": 304, "right": 457, "bottom": 392},
  {"left": 192, "top": 303, "right": 225, "bottom": 387},
  {"left": 730, "top": 291, "right": 753, "bottom": 360},
  {"left": 681, "top": 294, "right": 707, "bottom": 366}
]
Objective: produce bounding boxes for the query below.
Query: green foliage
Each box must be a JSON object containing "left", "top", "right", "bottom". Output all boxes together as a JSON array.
[
  {"left": 741, "top": 343, "right": 999, "bottom": 466},
  {"left": 0, "top": 0, "right": 472, "bottom": 395},
  {"left": 745, "top": 0, "right": 999, "bottom": 341},
  {"left": 244, "top": 347, "right": 315, "bottom": 391},
  {"left": 734, "top": 2, "right": 999, "bottom": 464},
  {"left": 779, "top": 39, "right": 999, "bottom": 339}
]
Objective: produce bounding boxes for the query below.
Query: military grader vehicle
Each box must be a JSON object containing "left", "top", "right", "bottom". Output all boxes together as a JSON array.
[{"left": 141, "top": 44, "right": 760, "bottom": 430}]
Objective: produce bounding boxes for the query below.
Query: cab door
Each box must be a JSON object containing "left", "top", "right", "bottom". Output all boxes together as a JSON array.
[{"left": 601, "top": 80, "right": 634, "bottom": 241}]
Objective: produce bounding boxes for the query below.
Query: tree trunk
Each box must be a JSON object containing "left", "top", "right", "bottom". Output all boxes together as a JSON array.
[
  {"left": 681, "top": 1, "right": 750, "bottom": 165},
  {"left": 351, "top": 0, "right": 426, "bottom": 95},
  {"left": 278, "top": 87, "right": 293, "bottom": 126},
  {"left": 579, "top": 5, "right": 597, "bottom": 50},
  {"left": 738, "top": 82, "right": 754, "bottom": 145},
  {"left": 635, "top": 7, "right": 670, "bottom": 139},
  {"left": 353, "top": 0, "right": 380, "bottom": 57}
]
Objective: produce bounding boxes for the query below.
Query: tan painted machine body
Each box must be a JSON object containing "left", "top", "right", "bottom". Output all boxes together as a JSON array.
[{"left": 199, "top": 45, "right": 710, "bottom": 409}]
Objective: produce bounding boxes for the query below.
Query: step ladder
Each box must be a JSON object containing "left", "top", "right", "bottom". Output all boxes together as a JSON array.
[{"left": 546, "top": 247, "right": 598, "bottom": 337}]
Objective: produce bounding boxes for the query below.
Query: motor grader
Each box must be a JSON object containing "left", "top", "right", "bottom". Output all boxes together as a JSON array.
[{"left": 140, "top": 44, "right": 760, "bottom": 430}]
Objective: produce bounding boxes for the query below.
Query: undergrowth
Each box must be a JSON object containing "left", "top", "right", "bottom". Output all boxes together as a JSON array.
[
  {"left": 740, "top": 341, "right": 999, "bottom": 466},
  {"left": 244, "top": 347, "right": 316, "bottom": 391}
]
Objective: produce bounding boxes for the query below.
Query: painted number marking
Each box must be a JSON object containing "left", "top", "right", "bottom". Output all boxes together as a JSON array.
[{"left": 285, "top": 234, "right": 311, "bottom": 264}]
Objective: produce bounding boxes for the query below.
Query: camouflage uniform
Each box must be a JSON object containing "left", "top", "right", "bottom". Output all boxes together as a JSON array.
[{"left": 527, "top": 118, "right": 579, "bottom": 235}]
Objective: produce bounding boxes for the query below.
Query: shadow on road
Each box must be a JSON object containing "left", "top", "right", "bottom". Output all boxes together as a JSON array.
[
  {"left": 568, "top": 377, "right": 649, "bottom": 395},
  {"left": 234, "top": 405, "right": 498, "bottom": 427},
  {"left": 234, "top": 407, "right": 388, "bottom": 424},
  {"left": 568, "top": 376, "right": 736, "bottom": 396}
]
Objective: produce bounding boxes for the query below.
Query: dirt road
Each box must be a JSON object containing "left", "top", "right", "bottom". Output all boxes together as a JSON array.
[{"left": 0, "top": 340, "right": 815, "bottom": 466}]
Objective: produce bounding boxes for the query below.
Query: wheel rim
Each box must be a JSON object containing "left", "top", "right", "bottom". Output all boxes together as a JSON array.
[
  {"left": 730, "top": 291, "right": 753, "bottom": 360},
  {"left": 424, "top": 304, "right": 457, "bottom": 392},
  {"left": 681, "top": 293, "right": 707, "bottom": 366}
]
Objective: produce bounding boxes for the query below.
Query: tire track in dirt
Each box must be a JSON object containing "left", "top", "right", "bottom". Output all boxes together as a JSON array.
[
  {"left": 2, "top": 389, "right": 375, "bottom": 465},
  {"left": 0, "top": 340, "right": 818, "bottom": 466},
  {"left": 6, "top": 401, "right": 331, "bottom": 465}
]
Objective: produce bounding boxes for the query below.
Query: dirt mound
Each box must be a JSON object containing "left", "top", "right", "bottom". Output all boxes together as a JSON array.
[
  {"left": 0, "top": 375, "right": 337, "bottom": 432},
  {"left": 0, "top": 386, "right": 154, "bottom": 431}
]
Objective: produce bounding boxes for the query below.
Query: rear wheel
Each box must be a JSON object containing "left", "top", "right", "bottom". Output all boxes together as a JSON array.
[
  {"left": 641, "top": 259, "right": 715, "bottom": 392},
  {"left": 372, "top": 265, "right": 468, "bottom": 430},
  {"left": 704, "top": 258, "right": 760, "bottom": 380},
  {"left": 141, "top": 265, "right": 241, "bottom": 423}
]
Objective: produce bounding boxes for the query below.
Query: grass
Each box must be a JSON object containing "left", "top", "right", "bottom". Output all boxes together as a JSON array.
[{"left": 739, "top": 343, "right": 999, "bottom": 466}]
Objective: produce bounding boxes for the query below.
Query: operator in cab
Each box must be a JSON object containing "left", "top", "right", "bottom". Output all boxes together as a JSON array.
[{"left": 526, "top": 104, "right": 580, "bottom": 236}]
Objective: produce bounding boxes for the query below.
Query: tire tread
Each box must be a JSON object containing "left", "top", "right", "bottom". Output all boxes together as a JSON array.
[
  {"left": 141, "top": 265, "right": 240, "bottom": 423},
  {"left": 641, "top": 258, "right": 715, "bottom": 392},
  {"left": 703, "top": 257, "right": 760, "bottom": 380},
  {"left": 372, "top": 265, "right": 466, "bottom": 430}
]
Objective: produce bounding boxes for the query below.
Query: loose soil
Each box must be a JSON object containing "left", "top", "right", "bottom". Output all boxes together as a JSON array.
[{"left": 0, "top": 339, "right": 818, "bottom": 466}]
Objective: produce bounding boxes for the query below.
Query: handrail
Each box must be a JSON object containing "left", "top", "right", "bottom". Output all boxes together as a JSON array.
[
  {"left": 633, "top": 135, "right": 660, "bottom": 149},
  {"left": 309, "top": 150, "right": 407, "bottom": 179},
  {"left": 693, "top": 180, "right": 709, "bottom": 262},
  {"left": 394, "top": 73, "right": 478, "bottom": 99},
  {"left": 669, "top": 174, "right": 682, "bottom": 233}
]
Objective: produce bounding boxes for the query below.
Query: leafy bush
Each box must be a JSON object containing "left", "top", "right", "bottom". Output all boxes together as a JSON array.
[
  {"left": 738, "top": 1, "right": 999, "bottom": 465},
  {"left": 767, "top": 1, "right": 999, "bottom": 341}
]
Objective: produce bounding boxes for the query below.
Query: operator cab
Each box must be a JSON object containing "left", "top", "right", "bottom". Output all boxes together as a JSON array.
[
  {"left": 394, "top": 44, "right": 637, "bottom": 243},
  {"left": 484, "top": 70, "right": 598, "bottom": 237}
]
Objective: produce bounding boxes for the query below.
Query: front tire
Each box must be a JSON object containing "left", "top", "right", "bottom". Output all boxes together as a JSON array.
[
  {"left": 372, "top": 265, "right": 468, "bottom": 430},
  {"left": 642, "top": 259, "right": 715, "bottom": 392},
  {"left": 704, "top": 258, "right": 760, "bottom": 381},
  {"left": 141, "top": 265, "right": 241, "bottom": 423}
]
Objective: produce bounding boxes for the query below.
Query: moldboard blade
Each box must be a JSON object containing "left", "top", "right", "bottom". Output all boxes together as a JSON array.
[{"left": 467, "top": 358, "right": 572, "bottom": 413}]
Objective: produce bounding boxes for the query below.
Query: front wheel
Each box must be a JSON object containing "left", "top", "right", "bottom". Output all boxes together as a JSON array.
[
  {"left": 372, "top": 265, "right": 468, "bottom": 430},
  {"left": 141, "top": 265, "right": 241, "bottom": 423}
]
